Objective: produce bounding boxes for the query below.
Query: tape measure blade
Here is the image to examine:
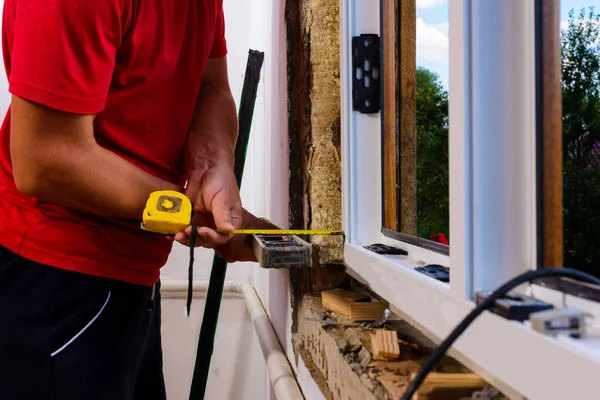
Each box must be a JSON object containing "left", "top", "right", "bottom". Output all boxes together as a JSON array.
[{"left": 217, "top": 229, "right": 344, "bottom": 235}]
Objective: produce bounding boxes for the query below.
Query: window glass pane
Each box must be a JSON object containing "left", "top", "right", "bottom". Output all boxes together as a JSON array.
[
  {"left": 562, "top": 1, "right": 600, "bottom": 277},
  {"left": 414, "top": 0, "right": 450, "bottom": 244}
]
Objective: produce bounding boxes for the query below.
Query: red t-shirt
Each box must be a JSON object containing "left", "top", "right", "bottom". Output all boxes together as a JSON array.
[{"left": 0, "top": 0, "right": 227, "bottom": 286}]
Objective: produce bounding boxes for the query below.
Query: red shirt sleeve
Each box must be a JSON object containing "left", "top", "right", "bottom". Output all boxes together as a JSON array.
[
  {"left": 209, "top": 5, "right": 228, "bottom": 59},
  {"left": 8, "top": 0, "right": 128, "bottom": 115}
]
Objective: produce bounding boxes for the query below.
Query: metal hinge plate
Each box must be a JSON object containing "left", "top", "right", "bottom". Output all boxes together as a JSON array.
[{"left": 352, "top": 34, "right": 381, "bottom": 114}]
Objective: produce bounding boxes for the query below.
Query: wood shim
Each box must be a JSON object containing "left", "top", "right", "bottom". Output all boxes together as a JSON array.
[
  {"left": 321, "top": 289, "right": 387, "bottom": 321},
  {"left": 371, "top": 329, "right": 400, "bottom": 360},
  {"left": 411, "top": 373, "right": 487, "bottom": 400}
]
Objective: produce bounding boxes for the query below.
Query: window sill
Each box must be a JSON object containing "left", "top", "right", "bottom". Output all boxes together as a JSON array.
[{"left": 344, "top": 243, "right": 600, "bottom": 400}]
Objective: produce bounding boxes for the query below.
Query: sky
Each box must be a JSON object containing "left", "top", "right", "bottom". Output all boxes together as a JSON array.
[{"left": 416, "top": 0, "right": 600, "bottom": 90}]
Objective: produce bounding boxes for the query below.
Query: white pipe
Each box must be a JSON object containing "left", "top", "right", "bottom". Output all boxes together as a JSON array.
[{"left": 160, "top": 280, "right": 304, "bottom": 400}]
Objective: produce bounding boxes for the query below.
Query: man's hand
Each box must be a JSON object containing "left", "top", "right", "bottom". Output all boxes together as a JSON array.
[
  {"left": 176, "top": 56, "right": 240, "bottom": 248},
  {"left": 174, "top": 208, "right": 280, "bottom": 263},
  {"left": 174, "top": 162, "right": 242, "bottom": 248}
]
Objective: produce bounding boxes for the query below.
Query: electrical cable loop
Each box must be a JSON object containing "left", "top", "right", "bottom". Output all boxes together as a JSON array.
[{"left": 401, "top": 267, "right": 600, "bottom": 400}]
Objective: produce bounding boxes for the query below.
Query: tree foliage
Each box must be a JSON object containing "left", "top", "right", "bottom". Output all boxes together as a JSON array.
[
  {"left": 562, "top": 7, "right": 600, "bottom": 274},
  {"left": 416, "top": 67, "right": 449, "bottom": 240}
]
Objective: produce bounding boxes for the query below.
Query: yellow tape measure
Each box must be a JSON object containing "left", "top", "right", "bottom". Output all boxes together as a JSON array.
[
  {"left": 141, "top": 190, "right": 344, "bottom": 237},
  {"left": 142, "top": 190, "right": 193, "bottom": 235}
]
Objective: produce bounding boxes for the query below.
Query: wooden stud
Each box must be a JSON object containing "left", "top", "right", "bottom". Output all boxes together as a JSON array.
[
  {"left": 371, "top": 329, "right": 401, "bottom": 360},
  {"left": 321, "top": 289, "right": 369, "bottom": 314},
  {"left": 321, "top": 289, "right": 387, "bottom": 321},
  {"left": 410, "top": 372, "right": 487, "bottom": 400}
]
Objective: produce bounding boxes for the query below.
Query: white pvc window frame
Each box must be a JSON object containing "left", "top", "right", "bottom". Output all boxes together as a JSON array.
[{"left": 340, "top": 0, "right": 600, "bottom": 398}]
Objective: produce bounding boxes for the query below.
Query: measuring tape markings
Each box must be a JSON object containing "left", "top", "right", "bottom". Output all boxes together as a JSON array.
[{"left": 220, "top": 229, "right": 345, "bottom": 236}]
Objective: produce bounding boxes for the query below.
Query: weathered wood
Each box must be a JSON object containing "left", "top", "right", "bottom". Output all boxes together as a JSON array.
[
  {"left": 286, "top": 0, "right": 311, "bottom": 238},
  {"left": 296, "top": 296, "right": 383, "bottom": 400},
  {"left": 368, "top": 360, "right": 421, "bottom": 400},
  {"left": 286, "top": 0, "right": 350, "bottom": 338},
  {"left": 537, "top": 0, "right": 563, "bottom": 268}
]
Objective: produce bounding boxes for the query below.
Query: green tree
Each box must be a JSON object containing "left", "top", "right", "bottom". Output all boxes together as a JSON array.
[
  {"left": 416, "top": 67, "right": 449, "bottom": 240},
  {"left": 562, "top": 7, "right": 600, "bottom": 275}
]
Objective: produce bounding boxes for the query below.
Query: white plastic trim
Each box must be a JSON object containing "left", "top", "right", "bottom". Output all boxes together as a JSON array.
[
  {"left": 340, "top": 0, "right": 382, "bottom": 246},
  {"left": 380, "top": 235, "right": 450, "bottom": 268},
  {"left": 469, "top": 0, "right": 537, "bottom": 293},
  {"left": 449, "top": 0, "right": 471, "bottom": 300}
]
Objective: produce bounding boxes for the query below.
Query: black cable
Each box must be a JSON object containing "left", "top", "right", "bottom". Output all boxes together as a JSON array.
[
  {"left": 400, "top": 267, "right": 600, "bottom": 400},
  {"left": 186, "top": 220, "right": 197, "bottom": 316}
]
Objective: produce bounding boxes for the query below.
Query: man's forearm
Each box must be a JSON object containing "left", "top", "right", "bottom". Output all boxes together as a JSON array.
[
  {"left": 16, "top": 144, "right": 180, "bottom": 219},
  {"left": 10, "top": 95, "right": 181, "bottom": 221},
  {"left": 185, "top": 82, "right": 238, "bottom": 173}
]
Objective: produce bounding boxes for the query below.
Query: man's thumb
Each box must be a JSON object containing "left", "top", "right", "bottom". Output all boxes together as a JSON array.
[{"left": 212, "top": 193, "right": 241, "bottom": 232}]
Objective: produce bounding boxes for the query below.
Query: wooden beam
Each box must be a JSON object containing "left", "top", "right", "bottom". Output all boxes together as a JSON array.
[
  {"left": 321, "top": 289, "right": 387, "bottom": 321},
  {"left": 411, "top": 373, "right": 487, "bottom": 400},
  {"left": 398, "top": 0, "right": 417, "bottom": 235},
  {"left": 536, "top": 0, "right": 563, "bottom": 268},
  {"left": 382, "top": 0, "right": 417, "bottom": 234},
  {"left": 382, "top": 0, "right": 399, "bottom": 230}
]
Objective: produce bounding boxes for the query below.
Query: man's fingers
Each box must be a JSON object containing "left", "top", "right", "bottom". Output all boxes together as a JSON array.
[
  {"left": 197, "top": 226, "right": 231, "bottom": 247},
  {"left": 210, "top": 190, "right": 242, "bottom": 233},
  {"left": 174, "top": 231, "right": 191, "bottom": 247},
  {"left": 175, "top": 225, "right": 232, "bottom": 248}
]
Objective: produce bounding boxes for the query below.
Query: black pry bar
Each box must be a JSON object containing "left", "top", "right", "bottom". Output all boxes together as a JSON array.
[{"left": 188, "top": 49, "right": 264, "bottom": 400}]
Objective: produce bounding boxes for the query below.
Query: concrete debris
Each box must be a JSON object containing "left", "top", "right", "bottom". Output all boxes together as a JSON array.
[
  {"left": 296, "top": 295, "right": 507, "bottom": 400},
  {"left": 342, "top": 328, "right": 362, "bottom": 352},
  {"left": 357, "top": 346, "right": 372, "bottom": 368},
  {"left": 462, "top": 385, "right": 508, "bottom": 400}
]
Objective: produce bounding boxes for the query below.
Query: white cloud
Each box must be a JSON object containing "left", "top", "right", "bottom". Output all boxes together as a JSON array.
[
  {"left": 434, "top": 21, "right": 449, "bottom": 37},
  {"left": 416, "top": 17, "right": 449, "bottom": 64},
  {"left": 417, "top": 0, "right": 446, "bottom": 9}
]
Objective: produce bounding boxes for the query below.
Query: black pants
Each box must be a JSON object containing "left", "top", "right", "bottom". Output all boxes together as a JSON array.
[{"left": 0, "top": 245, "right": 167, "bottom": 400}]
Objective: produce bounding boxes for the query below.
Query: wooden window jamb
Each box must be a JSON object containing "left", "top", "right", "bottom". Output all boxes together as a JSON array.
[
  {"left": 535, "top": 0, "right": 563, "bottom": 268},
  {"left": 381, "top": 0, "right": 417, "bottom": 234}
]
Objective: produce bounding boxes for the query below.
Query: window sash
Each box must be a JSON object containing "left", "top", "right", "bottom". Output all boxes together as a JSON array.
[{"left": 341, "top": 0, "right": 600, "bottom": 398}]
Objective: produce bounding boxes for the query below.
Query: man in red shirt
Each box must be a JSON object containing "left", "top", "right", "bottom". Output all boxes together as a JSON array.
[{"left": 0, "top": 0, "right": 275, "bottom": 398}]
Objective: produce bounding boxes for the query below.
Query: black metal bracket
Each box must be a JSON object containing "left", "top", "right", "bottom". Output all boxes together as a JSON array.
[
  {"left": 415, "top": 265, "right": 450, "bottom": 283},
  {"left": 352, "top": 34, "right": 380, "bottom": 114},
  {"left": 475, "top": 290, "right": 554, "bottom": 322},
  {"left": 364, "top": 243, "right": 408, "bottom": 256}
]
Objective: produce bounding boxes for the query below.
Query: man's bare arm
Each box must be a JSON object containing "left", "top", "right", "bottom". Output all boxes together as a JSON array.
[
  {"left": 185, "top": 56, "right": 238, "bottom": 174},
  {"left": 176, "top": 56, "right": 242, "bottom": 247},
  {"left": 10, "top": 95, "right": 180, "bottom": 219}
]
